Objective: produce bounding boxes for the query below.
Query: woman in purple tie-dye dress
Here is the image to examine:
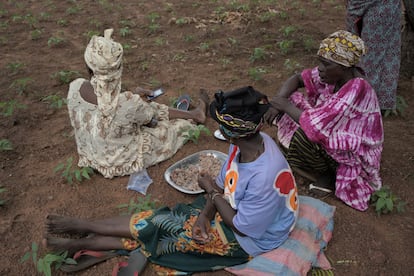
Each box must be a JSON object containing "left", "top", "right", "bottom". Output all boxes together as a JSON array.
[{"left": 266, "top": 31, "right": 384, "bottom": 211}]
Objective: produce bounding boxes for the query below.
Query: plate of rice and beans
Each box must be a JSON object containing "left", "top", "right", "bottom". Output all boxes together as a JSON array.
[{"left": 164, "top": 150, "right": 227, "bottom": 194}]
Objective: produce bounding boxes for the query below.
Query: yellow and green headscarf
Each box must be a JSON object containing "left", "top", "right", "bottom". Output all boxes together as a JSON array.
[{"left": 317, "top": 30, "right": 366, "bottom": 67}]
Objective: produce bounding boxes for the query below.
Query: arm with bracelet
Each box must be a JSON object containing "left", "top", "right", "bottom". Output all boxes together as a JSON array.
[{"left": 198, "top": 173, "right": 244, "bottom": 237}]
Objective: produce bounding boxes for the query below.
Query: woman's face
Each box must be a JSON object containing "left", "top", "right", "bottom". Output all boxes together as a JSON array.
[{"left": 317, "top": 57, "right": 346, "bottom": 84}]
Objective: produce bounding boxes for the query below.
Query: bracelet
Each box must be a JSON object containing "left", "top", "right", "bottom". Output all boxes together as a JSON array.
[{"left": 209, "top": 191, "right": 221, "bottom": 202}]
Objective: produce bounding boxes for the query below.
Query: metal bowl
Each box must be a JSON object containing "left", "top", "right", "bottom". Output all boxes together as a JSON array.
[{"left": 164, "top": 150, "right": 228, "bottom": 194}]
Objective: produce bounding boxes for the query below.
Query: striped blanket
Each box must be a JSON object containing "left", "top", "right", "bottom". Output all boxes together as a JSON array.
[{"left": 225, "top": 196, "right": 335, "bottom": 276}]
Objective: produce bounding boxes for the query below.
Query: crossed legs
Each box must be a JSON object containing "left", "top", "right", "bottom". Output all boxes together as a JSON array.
[{"left": 44, "top": 215, "right": 133, "bottom": 255}]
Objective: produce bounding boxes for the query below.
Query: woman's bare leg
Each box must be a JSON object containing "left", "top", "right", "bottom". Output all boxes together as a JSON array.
[
  {"left": 168, "top": 89, "right": 209, "bottom": 123},
  {"left": 44, "top": 235, "right": 124, "bottom": 255},
  {"left": 46, "top": 215, "right": 132, "bottom": 238}
]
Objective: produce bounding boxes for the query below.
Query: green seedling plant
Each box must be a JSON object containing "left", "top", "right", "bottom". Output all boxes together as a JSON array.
[
  {"left": 281, "top": 25, "right": 297, "bottom": 37},
  {"left": 184, "top": 35, "right": 194, "bottom": 42},
  {"left": 98, "top": 0, "right": 113, "bottom": 10},
  {"left": 57, "top": 19, "right": 68, "bottom": 26},
  {"left": 183, "top": 125, "right": 211, "bottom": 144},
  {"left": 220, "top": 58, "right": 232, "bottom": 68},
  {"left": 0, "top": 21, "right": 9, "bottom": 29},
  {"left": 175, "top": 17, "right": 189, "bottom": 25},
  {"left": 303, "top": 36, "right": 316, "bottom": 52},
  {"left": 52, "top": 70, "right": 80, "bottom": 84},
  {"left": 228, "top": 37, "right": 238, "bottom": 46},
  {"left": 12, "top": 15, "right": 23, "bottom": 23},
  {"left": 39, "top": 12, "right": 51, "bottom": 21},
  {"left": 41, "top": 94, "right": 67, "bottom": 109},
  {"left": 9, "top": 77, "right": 33, "bottom": 95},
  {"left": 140, "top": 61, "right": 150, "bottom": 72},
  {"left": 89, "top": 18, "right": 102, "bottom": 28},
  {"left": 0, "top": 100, "right": 26, "bottom": 117},
  {"left": 117, "top": 194, "right": 159, "bottom": 215},
  {"left": 259, "top": 11, "right": 276, "bottom": 22},
  {"left": 279, "top": 11, "right": 289, "bottom": 20},
  {"left": 154, "top": 37, "right": 165, "bottom": 46},
  {"left": 0, "top": 9, "right": 8, "bottom": 17},
  {"left": 383, "top": 95, "right": 408, "bottom": 117},
  {"left": 284, "top": 59, "right": 302, "bottom": 73},
  {"left": 122, "top": 43, "right": 131, "bottom": 51},
  {"left": 248, "top": 67, "right": 267, "bottom": 81},
  {"left": 278, "top": 40, "right": 294, "bottom": 55},
  {"left": 198, "top": 42, "right": 209, "bottom": 52},
  {"left": 31, "top": 29, "right": 43, "bottom": 40},
  {"left": 149, "top": 78, "right": 161, "bottom": 88},
  {"left": 0, "top": 186, "right": 6, "bottom": 206},
  {"left": 370, "top": 185, "right": 406, "bottom": 215},
  {"left": 47, "top": 36, "right": 65, "bottom": 47},
  {"left": 84, "top": 30, "right": 100, "bottom": 40},
  {"left": 147, "top": 12, "right": 160, "bottom": 33},
  {"left": 23, "top": 13, "right": 38, "bottom": 28},
  {"left": 249, "top": 47, "right": 266, "bottom": 63},
  {"left": 54, "top": 157, "right": 94, "bottom": 184},
  {"left": 21, "top": 242, "right": 76, "bottom": 276},
  {"left": 230, "top": 1, "right": 250, "bottom": 12},
  {"left": 172, "top": 53, "right": 186, "bottom": 62},
  {"left": 0, "top": 139, "right": 13, "bottom": 151},
  {"left": 120, "top": 26, "right": 131, "bottom": 37},
  {"left": 66, "top": 6, "right": 80, "bottom": 15},
  {"left": 0, "top": 36, "right": 7, "bottom": 45},
  {"left": 6, "top": 62, "right": 25, "bottom": 75}
]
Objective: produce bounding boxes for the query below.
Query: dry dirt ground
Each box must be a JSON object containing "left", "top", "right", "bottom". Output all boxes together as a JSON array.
[{"left": 1, "top": 1, "right": 413, "bottom": 275}]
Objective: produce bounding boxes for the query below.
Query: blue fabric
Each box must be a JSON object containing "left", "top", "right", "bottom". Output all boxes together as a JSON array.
[{"left": 216, "top": 132, "right": 298, "bottom": 256}]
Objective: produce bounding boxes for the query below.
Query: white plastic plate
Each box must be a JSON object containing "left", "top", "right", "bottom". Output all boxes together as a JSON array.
[{"left": 164, "top": 150, "right": 227, "bottom": 194}]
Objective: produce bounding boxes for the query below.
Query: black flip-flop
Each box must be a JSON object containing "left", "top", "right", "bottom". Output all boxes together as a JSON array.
[
  {"left": 113, "top": 249, "right": 147, "bottom": 276},
  {"left": 60, "top": 250, "right": 120, "bottom": 273},
  {"left": 176, "top": 94, "right": 191, "bottom": 110}
]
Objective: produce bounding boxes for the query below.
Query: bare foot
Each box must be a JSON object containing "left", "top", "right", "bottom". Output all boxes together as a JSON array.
[
  {"left": 46, "top": 215, "right": 89, "bottom": 235},
  {"left": 192, "top": 89, "right": 209, "bottom": 124},
  {"left": 43, "top": 236, "right": 80, "bottom": 256}
]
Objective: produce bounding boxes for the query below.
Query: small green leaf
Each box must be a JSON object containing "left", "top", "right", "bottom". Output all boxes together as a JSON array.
[
  {"left": 20, "top": 252, "right": 31, "bottom": 263},
  {"left": 54, "top": 163, "right": 65, "bottom": 172},
  {"left": 74, "top": 170, "right": 82, "bottom": 181},
  {"left": 81, "top": 169, "right": 91, "bottom": 179},
  {"left": 376, "top": 197, "right": 386, "bottom": 212},
  {"left": 385, "top": 198, "right": 393, "bottom": 210},
  {"left": 64, "top": 257, "right": 77, "bottom": 265}
]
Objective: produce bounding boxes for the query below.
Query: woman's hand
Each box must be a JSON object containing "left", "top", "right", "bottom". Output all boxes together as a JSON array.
[
  {"left": 270, "top": 95, "right": 291, "bottom": 112},
  {"left": 198, "top": 173, "right": 215, "bottom": 194},
  {"left": 271, "top": 96, "right": 303, "bottom": 124},
  {"left": 264, "top": 106, "right": 282, "bottom": 125},
  {"left": 192, "top": 213, "right": 211, "bottom": 243}
]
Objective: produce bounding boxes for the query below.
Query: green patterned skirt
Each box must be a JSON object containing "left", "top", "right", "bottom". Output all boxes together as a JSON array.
[{"left": 129, "top": 196, "right": 250, "bottom": 274}]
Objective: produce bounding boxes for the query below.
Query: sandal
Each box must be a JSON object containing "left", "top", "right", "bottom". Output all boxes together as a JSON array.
[
  {"left": 213, "top": 129, "right": 226, "bottom": 141},
  {"left": 308, "top": 183, "right": 333, "bottom": 198},
  {"left": 60, "top": 250, "right": 120, "bottom": 273},
  {"left": 112, "top": 249, "right": 147, "bottom": 276},
  {"left": 176, "top": 95, "right": 191, "bottom": 110}
]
